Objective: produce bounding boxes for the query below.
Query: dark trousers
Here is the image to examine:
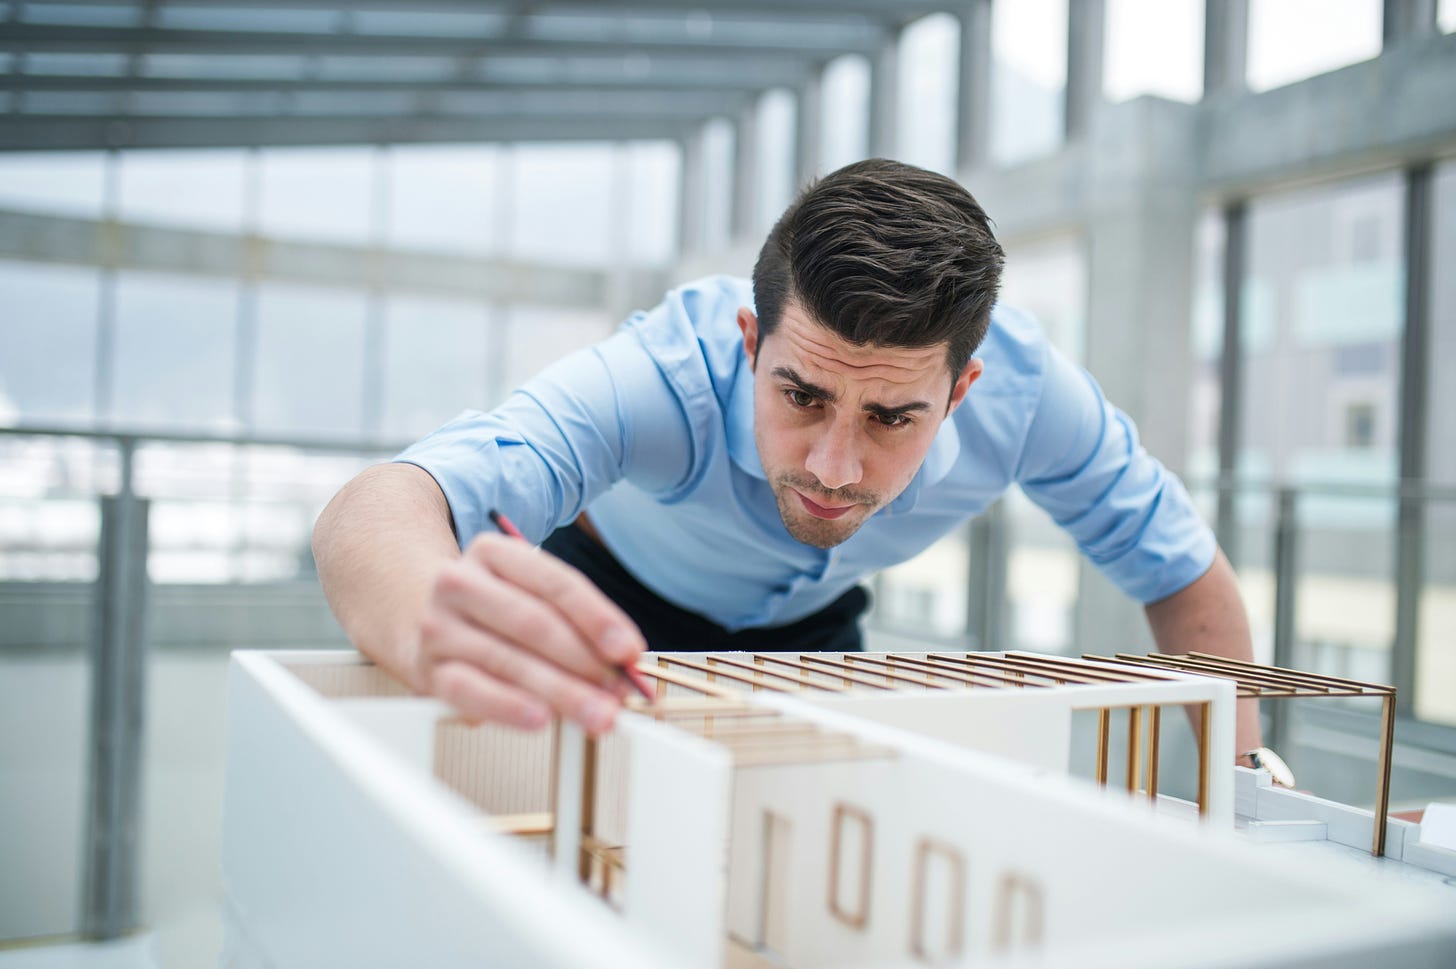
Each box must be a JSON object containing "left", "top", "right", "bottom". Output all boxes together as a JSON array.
[{"left": 542, "top": 520, "right": 867, "bottom": 653}]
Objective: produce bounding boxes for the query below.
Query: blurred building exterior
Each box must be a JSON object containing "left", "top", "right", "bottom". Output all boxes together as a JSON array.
[{"left": 1, "top": 0, "right": 1454, "bottom": 964}]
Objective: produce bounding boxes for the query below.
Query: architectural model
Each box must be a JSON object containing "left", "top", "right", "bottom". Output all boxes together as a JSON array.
[{"left": 221, "top": 649, "right": 1456, "bottom": 969}]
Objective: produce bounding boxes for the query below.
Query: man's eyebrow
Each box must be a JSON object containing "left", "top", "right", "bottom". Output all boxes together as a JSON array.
[
  {"left": 770, "top": 365, "right": 934, "bottom": 416},
  {"left": 864, "top": 399, "right": 934, "bottom": 419},
  {"left": 771, "top": 366, "right": 836, "bottom": 403}
]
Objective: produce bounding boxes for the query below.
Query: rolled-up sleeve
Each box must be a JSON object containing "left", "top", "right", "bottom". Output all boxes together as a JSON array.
[
  {"left": 393, "top": 327, "right": 693, "bottom": 547},
  {"left": 1015, "top": 342, "right": 1216, "bottom": 603}
]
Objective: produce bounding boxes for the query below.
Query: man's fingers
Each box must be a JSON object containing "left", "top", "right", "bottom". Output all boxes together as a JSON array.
[
  {"left": 424, "top": 611, "right": 622, "bottom": 735},
  {"left": 469, "top": 533, "right": 647, "bottom": 665},
  {"left": 434, "top": 557, "right": 621, "bottom": 690},
  {"left": 431, "top": 660, "right": 551, "bottom": 730}
]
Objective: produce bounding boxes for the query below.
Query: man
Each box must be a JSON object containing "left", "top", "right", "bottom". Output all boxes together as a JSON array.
[{"left": 314, "top": 159, "right": 1261, "bottom": 758}]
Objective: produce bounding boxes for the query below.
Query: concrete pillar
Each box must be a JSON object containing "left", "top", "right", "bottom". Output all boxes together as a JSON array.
[
  {"left": 730, "top": 101, "right": 759, "bottom": 242},
  {"left": 954, "top": 0, "right": 993, "bottom": 173},
  {"left": 1068, "top": 102, "right": 1201, "bottom": 656},
  {"left": 1383, "top": 0, "right": 1438, "bottom": 47},
  {"left": 868, "top": 30, "right": 899, "bottom": 158},
  {"left": 677, "top": 125, "right": 707, "bottom": 255},
  {"left": 794, "top": 71, "right": 823, "bottom": 190},
  {"left": 1064, "top": 0, "right": 1106, "bottom": 140},
  {"left": 1203, "top": 0, "right": 1249, "bottom": 96}
]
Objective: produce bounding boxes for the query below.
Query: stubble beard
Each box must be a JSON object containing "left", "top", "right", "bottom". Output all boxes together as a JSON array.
[{"left": 771, "top": 473, "right": 882, "bottom": 549}]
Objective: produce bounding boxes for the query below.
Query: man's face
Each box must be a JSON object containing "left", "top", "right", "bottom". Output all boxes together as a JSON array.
[{"left": 738, "top": 301, "right": 982, "bottom": 549}]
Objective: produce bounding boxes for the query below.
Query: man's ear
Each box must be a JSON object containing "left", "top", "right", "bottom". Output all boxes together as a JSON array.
[
  {"left": 947, "top": 358, "right": 984, "bottom": 414},
  {"left": 737, "top": 307, "right": 760, "bottom": 368}
]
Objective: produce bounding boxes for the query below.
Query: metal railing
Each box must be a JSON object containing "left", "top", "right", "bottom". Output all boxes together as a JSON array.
[{"left": 1, "top": 423, "right": 407, "bottom": 941}]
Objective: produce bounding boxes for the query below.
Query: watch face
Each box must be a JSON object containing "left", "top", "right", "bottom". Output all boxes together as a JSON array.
[{"left": 1250, "top": 747, "right": 1296, "bottom": 789}]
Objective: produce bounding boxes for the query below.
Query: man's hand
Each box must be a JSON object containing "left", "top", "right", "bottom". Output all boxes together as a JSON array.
[
  {"left": 312, "top": 462, "right": 646, "bottom": 738},
  {"left": 415, "top": 533, "right": 647, "bottom": 736}
]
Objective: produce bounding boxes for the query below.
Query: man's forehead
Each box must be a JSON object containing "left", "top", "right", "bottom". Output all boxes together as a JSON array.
[{"left": 766, "top": 304, "right": 949, "bottom": 382}]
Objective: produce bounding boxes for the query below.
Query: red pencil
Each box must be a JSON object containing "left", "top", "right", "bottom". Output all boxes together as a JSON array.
[{"left": 489, "top": 508, "right": 655, "bottom": 703}]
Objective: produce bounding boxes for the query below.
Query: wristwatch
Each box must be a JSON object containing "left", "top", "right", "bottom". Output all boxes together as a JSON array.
[{"left": 1242, "top": 746, "right": 1295, "bottom": 789}]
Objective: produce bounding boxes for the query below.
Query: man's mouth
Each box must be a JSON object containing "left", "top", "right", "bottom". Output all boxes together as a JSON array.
[{"left": 794, "top": 490, "right": 856, "bottom": 520}]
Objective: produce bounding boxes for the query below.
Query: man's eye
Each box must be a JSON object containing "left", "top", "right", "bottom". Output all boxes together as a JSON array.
[
  {"left": 874, "top": 413, "right": 912, "bottom": 428},
  {"left": 786, "top": 389, "right": 816, "bottom": 408}
]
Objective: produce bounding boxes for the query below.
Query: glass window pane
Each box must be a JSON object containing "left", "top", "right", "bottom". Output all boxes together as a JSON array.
[
  {"left": 1188, "top": 210, "right": 1225, "bottom": 482},
  {"left": 117, "top": 149, "right": 248, "bottom": 233},
  {"left": 1241, "top": 173, "right": 1403, "bottom": 486},
  {"left": 259, "top": 147, "right": 379, "bottom": 245},
  {"left": 387, "top": 144, "right": 500, "bottom": 256},
  {"left": 508, "top": 144, "right": 614, "bottom": 268},
  {"left": 1248, "top": 0, "right": 1382, "bottom": 92},
  {"left": 111, "top": 271, "right": 238, "bottom": 432},
  {"left": 0, "top": 603, "right": 92, "bottom": 940},
  {"left": 0, "top": 151, "right": 108, "bottom": 218},
  {"left": 999, "top": 234, "right": 1087, "bottom": 364},
  {"left": 382, "top": 294, "right": 492, "bottom": 441},
  {"left": 1241, "top": 172, "right": 1404, "bottom": 685},
  {"left": 874, "top": 531, "right": 970, "bottom": 640},
  {"left": 1442, "top": 0, "right": 1456, "bottom": 32},
  {"left": 897, "top": 13, "right": 959, "bottom": 176},
  {"left": 0, "top": 261, "right": 100, "bottom": 426},
  {"left": 998, "top": 234, "right": 1089, "bottom": 654},
  {"left": 1419, "top": 160, "right": 1456, "bottom": 725},
  {"left": 501, "top": 306, "right": 612, "bottom": 395},
  {"left": 990, "top": 0, "right": 1066, "bottom": 166},
  {"left": 820, "top": 55, "right": 870, "bottom": 174},
  {"left": 1428, "top": 162, "right": 1456, "bottom": 488},
  {"left": 1005, "top": 490, "right": 1079, "bottom": 653},
  {"left": 1104, "top": 0, "right": 1204, "bottom": 103},
  {"left": 624, "top": 141, "right": 680, "bottom": 266},
  {"left": 252, "top": 282, "right": 368, "bottom": 438}
]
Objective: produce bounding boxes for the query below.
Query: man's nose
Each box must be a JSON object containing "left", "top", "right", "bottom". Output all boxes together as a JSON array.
[{"left": 804, "top": 419, "right": 863, "bottom": 492}]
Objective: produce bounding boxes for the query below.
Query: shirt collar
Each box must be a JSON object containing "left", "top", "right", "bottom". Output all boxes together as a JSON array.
[{"left": 726, "top": 355, "right": 963, "bottom": 509}]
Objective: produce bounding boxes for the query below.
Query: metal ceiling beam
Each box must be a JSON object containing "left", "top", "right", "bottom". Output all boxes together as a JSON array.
[
  {"left": 13, "top": 0, "right": 946, "bottom": 22},
  {"left": 0, "top": 72, "right": 793, "bottom": 95},
  {"left": 0, "top": 21, "right": 883, "bottom": 58},
  {"left": 0, "top": 113, "right": 696, "bottom": 150},
  {"left": 7, "top": 84, "right": 754, "bottom": 117},
  {"left": 0, "top": 206, "right": 615, "bottom": 305}
]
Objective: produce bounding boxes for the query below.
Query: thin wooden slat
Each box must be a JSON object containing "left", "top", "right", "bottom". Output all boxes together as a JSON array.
[
  {"left": 882, "top": 654, "right": 1030, "bottom": 689},
  {"left": 1184, "top": 651, "right": 1394, "bottom": 694},
  {"left": 934, "top": 652, "right": 1115, "bottom": 688},
  {"left": 1197, "top": 703, "right": 1211, "bottom": 817},
  {"left": 1126, "top": 706, "right": 1142, "bottom": 794},
  {"left": 841, "top": 654, "right": 952, "bottom": 687},
  {"left": 924, "top": 653, "right": 1086, "bottom": 686},
  {"left": 993, "top": 652, "right": 1180, "bottom": 685},
  {"left": 750, "top": 653, "right": 894, "bottom": 691},
  {"left": 1373, "top": 694, "right": 1396, "bottom": 857},
  {"left": 489, "top": 812, "right": 554, "bottom": 836},
  {"left": 805, "top": 654, "right": 949, "bottom": 690},
  {"left": 1095, "top": 709, "right": 1110, "bottom": 785},
  {"left": 1133, "top": 653, "right": 1347, "bottom": 694},
  {"left": 1147, "top": 707, "right": 1160, "bottom": 801},
  {"left": 705, "top": 654, "right": 847, "bottom": 692},
  {"left": 1100, "top": 654, "right": 1302, "bottom": 697},
  {"left": 1045, "top": 653, "right": 1183, "bottom": 682},
  {"left": 1109, "top": 652, "right": 1368, "bottom": 697},
  {"left": 894, "top": 654, "right": 1041, "bottom": 688},
  {"left": 642, "top": 660, "right": 770, "bottom": 696}
]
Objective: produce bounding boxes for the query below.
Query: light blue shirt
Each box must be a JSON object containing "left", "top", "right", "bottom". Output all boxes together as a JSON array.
[{"left": 396, "top": 276, "right": 1215, "bottom": 630}]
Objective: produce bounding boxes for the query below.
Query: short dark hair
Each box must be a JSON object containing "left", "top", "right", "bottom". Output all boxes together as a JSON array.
[{"left": 752, "top": 158, "right": 1004, "bottom": 377}]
